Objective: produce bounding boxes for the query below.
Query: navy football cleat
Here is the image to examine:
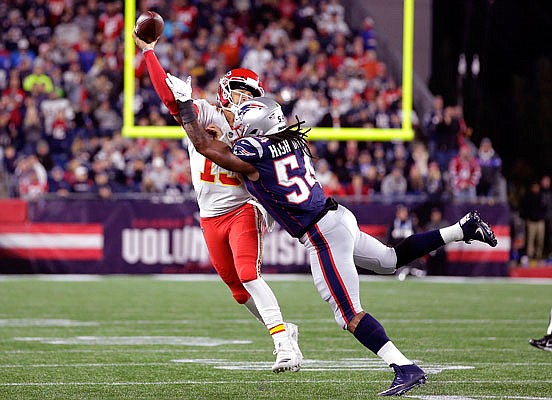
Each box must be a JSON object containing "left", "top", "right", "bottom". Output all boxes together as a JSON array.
[
  {"left": 378, "top": 363, "right": 427, "bottom": 396},
  {"left": 529, "top": 334, "right": 552, "bottom": 352},
  {"left": 459, "top": 211, "right": 498, "bottom": 247}
]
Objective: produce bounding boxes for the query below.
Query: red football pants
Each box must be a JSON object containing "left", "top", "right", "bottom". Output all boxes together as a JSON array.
[{"left": 200, "top": 203, "right": 263, "bottom": 304}]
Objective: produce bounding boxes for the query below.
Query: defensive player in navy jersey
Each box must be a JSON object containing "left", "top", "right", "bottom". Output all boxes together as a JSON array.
[{"left": 167, "top": 76, "right": 498, "bottom": 396}]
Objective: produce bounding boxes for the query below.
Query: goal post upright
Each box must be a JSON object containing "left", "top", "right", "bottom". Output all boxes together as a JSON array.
[{"left": 122, "top": 0, "right": 415, "bottom": 141}]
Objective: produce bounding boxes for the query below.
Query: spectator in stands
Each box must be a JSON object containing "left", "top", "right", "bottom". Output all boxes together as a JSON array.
[
  {"left": 357, "top": 150, "right": 372, "bottom": 177},
  {"left": 71, "top": 165, "right": 93, "bottom": 193},
  {"left": 433, "top": 106, "right": 461, "bottom": 171},
  {"left": 41, "top": 90, "right": 74, "bottom": 137},
  {"left": 21, "top": 96, "right": 43, "bottom": 154},
  {"left": 540, "top": 175, "right": 552, "bottom": 259},
  {"left": 94, "top": 100, "right": 122, "bottom": 137},
  {"left": 372, "top": 143, "right": 388, "bottom": 177},
  {"left": 125, "top": 158, "right": 146, "bottom": 192},
  {"left": 145, "top": 156, "right": 170, "bottom": 193},
  {"left": 11, "top": 38, "right": 36, "bottom": 69},
  {"left": 241, "top": 37, "right": 273, "bottom": 77},
  {"left": 407, "top": 164, "right": 425, "bottom": 195},
  {"left": 54, "top": 11, "right": 81, "bottom": 47},
  {"left": 359, "top": 17, "right": 377, "bottom": 51},
  {"left": 424, "top": 208, "right": 450, "bottom": 275},
  {"left": 364, "top": 165, "right": 381, "bottom": 195},
  {"left": 390, "top": 142, "right": 409, "bottom": 176},
  {"left": 92, "top": 171, "right": 113, "bottom": 199},
  {"left": 164, "top": 170, "right": 186, "bottom": 197},
  {"left": 323, "top": 172, "right": 346, "bottom": 197},
  {"left": 2, "top": 74, "right": 25, "bottom": 114},
  {"left": 35, "top": 140, "right": 53, "bottom": 172},
  {"left": 424, "top": 95, "right": 444, "bottom": 146},
  {"left": 1, "top": 0, "right": 412, "bottom": 201},
  {"left": 387, "top": 204, "right": 425, "bottom": 277},
  {"left": 345, "top": 173, "right": 370, "bottom": 201},
  {"left": 387, "top": 204, "right": 418, "bottom": 247},
  {"left": 343, "top": 140, "right": 360, "bottom": 177},
  {"left": 15, "top": 155, "right": 47, "bottom": 200},
  {"left": 381, "top": 165, "right": 407, "bottom": 199},
  {"left": 2, "top": 146, "right": 18, "bottom": 176},
  {"left": 410, "top": 141, "right": 429, "bottom": 179},
  {"left": 315, "top": 158, "right": 333, "bottom": 187},
  {"left": 74, "top": 4, "right": 96, "bottom": 41},
  {"left": 426, "top": 161, "right": 445, "bottom": 201},
  {"left": 520, "top": 181, "right": 547, "bottom": 262},
  {"left": 291, "top": 88, "right": 325, "bottom": 128},
  {"left": 476, "top": 137, "right": 503, "bottom": 200},
  {"left": 97, "top": 1, "right": 124, "bottom": 41},
  {"left": 449, "top": 144, "right": 481, "bottom": 203},
  {"left": 47, "top": 165, "right": 70, "bottom": 197},
  {"left": 342, "top": 94, "right": 369, "bottom": 128},
  {"left": 22, "top": 62, "right": 53, "bottom": 94}
]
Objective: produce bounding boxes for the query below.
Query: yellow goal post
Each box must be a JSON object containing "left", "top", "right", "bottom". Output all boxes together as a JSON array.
[{"left": 122, "top": 0, "right": 414, "bottom": 141}]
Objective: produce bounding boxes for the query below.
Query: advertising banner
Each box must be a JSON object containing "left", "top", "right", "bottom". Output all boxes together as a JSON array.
[{"left": 0, "top": 199, "right": 510, "bottom": 276}]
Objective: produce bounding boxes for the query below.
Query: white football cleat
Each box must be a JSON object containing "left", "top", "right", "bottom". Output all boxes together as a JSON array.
[
  {"left": 284, "top": 322, "right": 303, "bottom": 367},
  {"left": 272, "top": 338, "right": 301, "bottom": 373}
]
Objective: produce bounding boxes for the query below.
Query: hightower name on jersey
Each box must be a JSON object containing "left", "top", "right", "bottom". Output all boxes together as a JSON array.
[{"left": 268, "top": 140, "right": 300, "bottom": 158}]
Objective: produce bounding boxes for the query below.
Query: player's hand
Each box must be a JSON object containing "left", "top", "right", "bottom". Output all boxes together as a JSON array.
[
  {"left": 165, "top": 73, "right": 192, "bottom": 103},
  {"left": 132, "top": 31, "right": 157, "bottom": 51},
  {"left": 206, "top": 124, "right": 223, "bottom": 139}
]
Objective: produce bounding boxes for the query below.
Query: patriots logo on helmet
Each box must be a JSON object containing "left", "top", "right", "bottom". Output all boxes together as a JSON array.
[
  {"left": 237, "top": 101, "right": 267, "bottom": 119},
  {"left": 232, "top": 145, "right": 256, "bottom": 157}
]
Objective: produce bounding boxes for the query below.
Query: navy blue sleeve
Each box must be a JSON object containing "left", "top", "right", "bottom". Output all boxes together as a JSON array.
[{"left": 232, "top": 137, "right": 265, "bottom": 163}]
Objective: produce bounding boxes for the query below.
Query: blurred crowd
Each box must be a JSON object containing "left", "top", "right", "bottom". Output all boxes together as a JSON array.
[{"left": 0, "top": 0, "right": 508, "bottom": 207}]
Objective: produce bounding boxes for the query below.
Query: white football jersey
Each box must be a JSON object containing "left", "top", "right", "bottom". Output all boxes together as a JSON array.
[{"left": 184, "top": 99, "right": 252, "bottom": 217}]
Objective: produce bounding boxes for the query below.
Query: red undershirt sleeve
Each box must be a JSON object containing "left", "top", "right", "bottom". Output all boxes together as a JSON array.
[{"left": 143, "top": 50, "right": 180, "bottom": 116}]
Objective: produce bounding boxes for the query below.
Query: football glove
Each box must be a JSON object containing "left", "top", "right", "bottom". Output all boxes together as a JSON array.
[{"left": 165, "top": 73, "right": 192, "bottom": 103}]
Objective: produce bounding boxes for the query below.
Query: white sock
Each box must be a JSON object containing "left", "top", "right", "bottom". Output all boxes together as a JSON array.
[
  {"left": 439, "top": 222, "right": 464, "bottom": 244},
  {"left": 242, "top": 278, "right": 286, "bottom": 345},
  {"left": 243, "top": 297, "right": 264, "bottom": 324},
  {"left": 377, "top": 341, "right": 412, "bottom": 366}
]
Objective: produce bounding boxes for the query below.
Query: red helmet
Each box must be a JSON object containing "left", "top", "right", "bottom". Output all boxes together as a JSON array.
[{"left": 217, "top": 68, "right": 265, "bottom": 111}]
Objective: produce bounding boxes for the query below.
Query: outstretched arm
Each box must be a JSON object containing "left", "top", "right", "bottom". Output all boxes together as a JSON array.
[{"left": 133, "top": 32, "right": 180, "bottom": 118}]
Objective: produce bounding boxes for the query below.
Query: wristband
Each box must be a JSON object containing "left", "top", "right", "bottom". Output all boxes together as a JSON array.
[
  {"left": 142, "top": 48, "right": 153, "bottom": 54},
  {"left": 178, "top": 100, "right": 196, "bottom": 124}
]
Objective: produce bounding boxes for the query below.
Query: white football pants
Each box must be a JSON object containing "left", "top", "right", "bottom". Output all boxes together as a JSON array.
[{"left": 300, "top": 205, "right": 397, "bottom": 329}]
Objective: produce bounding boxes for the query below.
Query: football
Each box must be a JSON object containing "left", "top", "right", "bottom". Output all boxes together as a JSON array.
[{"left": 134, "top": 11, "right": 164, "bottom": 43}]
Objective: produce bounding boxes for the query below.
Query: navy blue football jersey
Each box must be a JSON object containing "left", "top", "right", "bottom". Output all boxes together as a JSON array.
[{"left": 232, "top": 136, "right": 327, "bottom": 237}]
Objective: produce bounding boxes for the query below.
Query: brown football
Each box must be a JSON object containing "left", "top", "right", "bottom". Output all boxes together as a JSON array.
[{"left": 134, "top": 11, "right": 164, "bottom": 43}]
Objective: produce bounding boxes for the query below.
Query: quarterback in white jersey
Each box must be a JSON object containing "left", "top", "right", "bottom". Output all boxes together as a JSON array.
[
  {"left": 186, "top": 98, "right": 250, "bottom": 217},
  {"left": 134, "top": 32, "right": 302, "bottom": 373}
]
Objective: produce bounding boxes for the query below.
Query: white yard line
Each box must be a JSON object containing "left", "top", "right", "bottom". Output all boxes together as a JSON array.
[
  {"left": 0, "top": 317, "right": 545, "bottom": 327},
  {"left": 1, "top": 362, "right": 169, "bottom": 368},
  {"left": 0, "top": 347, "right": 532, "bottom": 354},
  {"left": 2, "top": 361, "right": 552, "bottom": 368},
  {"left": 406, "top": 396, "right": 552, "bottom": 400},
  {"left": 1, "top": 379, "right": 551, "bottom": 387}
]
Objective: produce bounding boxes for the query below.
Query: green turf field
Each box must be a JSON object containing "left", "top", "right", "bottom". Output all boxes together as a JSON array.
[{"left": 0, "top": 275, "right": 551, "bottom": 399}]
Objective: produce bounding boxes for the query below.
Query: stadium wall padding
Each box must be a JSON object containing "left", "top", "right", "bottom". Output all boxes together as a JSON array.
[{"left": 0, "top": 199, "right": 510, "bottom": 276}]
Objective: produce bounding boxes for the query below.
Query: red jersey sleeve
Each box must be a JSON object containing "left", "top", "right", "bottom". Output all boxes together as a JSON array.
[{"left": 143, "top": 50, "right": 180, "bottom": 116}]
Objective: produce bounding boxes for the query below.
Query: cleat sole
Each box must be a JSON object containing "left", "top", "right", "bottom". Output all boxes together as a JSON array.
[
  {"left": 378, "top": 375, "right": 427, "bottom": 396},
  {"left": 396, "top": 376, "right": 427, "bottom": 396}
]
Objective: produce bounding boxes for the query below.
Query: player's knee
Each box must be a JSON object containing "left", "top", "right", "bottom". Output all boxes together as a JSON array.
[
  {"left": 230, "top": 286, "right": 250, "bottom": 304},
  {"left": 223, "top": 278, "right": 251, "bottom": 304},
  {"left": 334, "top": 314, "right": 348, "bottom": 330}
]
